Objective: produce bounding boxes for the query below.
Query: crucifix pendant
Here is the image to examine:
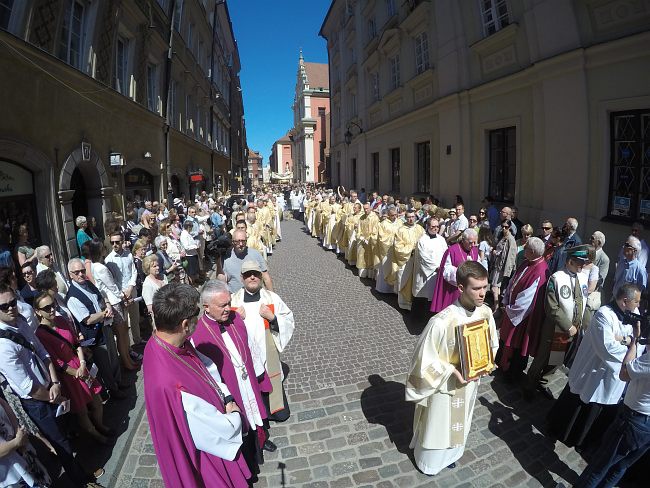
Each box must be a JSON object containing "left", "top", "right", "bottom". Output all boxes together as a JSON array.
[{"left": 241, "top": 368, "right": 248, "bottom": 380}]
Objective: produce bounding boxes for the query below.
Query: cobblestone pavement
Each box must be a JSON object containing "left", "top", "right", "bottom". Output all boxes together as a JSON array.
[{"left": 114, "top": 218, "right": 612, "bottom": 487}]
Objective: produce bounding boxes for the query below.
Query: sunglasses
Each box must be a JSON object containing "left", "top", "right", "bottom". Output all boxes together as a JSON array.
[
  {"left": 542, "top": 226, "right": 552, "bottom": 230},
  {"left": 22, "top": 270, "right": 34, "bottom": 275},
  {"left": 44, "top": 254, "right": 53, "bottom": 259},
  {"left": 0, "top": 298, "right": 18, "bottom": 311},
  {"left": 38, "top": 304, "right": 55, "bottom": 312},
  {"left": 70, "top": 269, "right": 86, "bottom": 275},
  {"left": 243, "top": 271, "right": 261, "bottom": 278},
  {"left": 502, "top": 226, "right": 510, "bottom": 229}
]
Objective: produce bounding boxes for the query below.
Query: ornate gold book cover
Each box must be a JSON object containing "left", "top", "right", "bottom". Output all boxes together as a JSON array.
[{"left": 455, "top": 319, "right": 495, "bottom": 381}]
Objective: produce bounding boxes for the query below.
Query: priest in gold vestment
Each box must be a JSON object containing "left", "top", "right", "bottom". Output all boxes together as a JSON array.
[
  {"left": 342, "top": 203, "right": 362, "bottom": 265},
  {"left": 374, "top": 208, "right": 403, "bottom": 293},
  {"left": 406, "top": 261, "right": 498, "bottom": 475},
  {"left": 385, "top": 211, "right": 424, "bottom": 310},
  {"left": 354, "top": 203, "right": 380, "bottom": 278}
]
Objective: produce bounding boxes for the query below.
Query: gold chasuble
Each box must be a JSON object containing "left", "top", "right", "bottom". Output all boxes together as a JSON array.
[
  {"left": 385, "top": 223, "right": 422, "bottom": 285},
  {"left": 324, "top": 203, "right": 343, "bottom": 249},
  {"left": 355, "top": 212, "right": 379, "bottom": 271},
  {"left": 318, "top": 201, "right": 332, "bottom": 241},
  {"left": 405, "top": 302, "right": 498, "bottom": 475},
  {"left": 342, "top": 211, "right": 361, "bottom": 262},
  {"left": 373, "top": 218, "right": 403, "bottom": 268}
]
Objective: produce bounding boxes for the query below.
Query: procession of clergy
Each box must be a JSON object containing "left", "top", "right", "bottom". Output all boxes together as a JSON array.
[{"left": 141, "top": 183, "right": 648, "bottom": 488}]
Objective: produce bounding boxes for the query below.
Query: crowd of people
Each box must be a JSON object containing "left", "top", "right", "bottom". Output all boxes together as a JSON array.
[{"left": 1, "top": 182, "right": 649, "bottom": 487}]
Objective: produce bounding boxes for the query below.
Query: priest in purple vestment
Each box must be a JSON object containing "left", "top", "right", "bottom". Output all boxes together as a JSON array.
[
  {"left": 143, "top": 283, "right": 250, "bottom": 488},
  {"left": 495, "top": 237, "right": 549, "bottom": 378},
  {"left": 191, "top": 280, "right": 271, "bottom": 478},
  {"left": 430, "top": 229, "right": 479, "bottom": 313}
]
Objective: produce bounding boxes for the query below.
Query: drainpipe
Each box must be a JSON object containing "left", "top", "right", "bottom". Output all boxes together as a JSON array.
[{"left": 163, "top": 0, "right": 176, "bottom": 203}]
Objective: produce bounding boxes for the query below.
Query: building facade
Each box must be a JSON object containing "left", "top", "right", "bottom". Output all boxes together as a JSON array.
[
  {"left": 247, "top": 148, "right": 263, "bottom": 188},
  {"left": 292, "top": 51, "right": 330, "bottom": 183},
  {"left": 0, "top": 0, "right": 246, "bottom": 264},
  {"left": 320, "top": 0, "right": 650, "bottom": 265},
  {"left": 269, "top": 133, "right": 294, "bottom": 176}
]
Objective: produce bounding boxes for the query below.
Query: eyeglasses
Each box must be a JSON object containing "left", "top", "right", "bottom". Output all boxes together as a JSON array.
[
  {"left": 0, "top": 298, "right": 18, "bottom": 311},
  {"left": 22, "top": 270, "right": 34, "bottom": 275},
  {"left": 542, "top": 226, "right": 552, "bottom": 230},
  {"left": 70, "top": 269, "right": 86, "bottom": 275},
  {"left": 38, "top": 304, "right": 55, "bottom": 312},
  {"left": 479, "top": 211, "right": 486, "bottom": 215},
  {"left": 243, "top": 271, "right": 261, "bottom": 279}
]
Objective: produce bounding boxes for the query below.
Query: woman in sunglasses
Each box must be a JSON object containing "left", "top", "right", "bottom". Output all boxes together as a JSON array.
[{"left": 33, "top": 292, "right": 112, "bottom": 445}]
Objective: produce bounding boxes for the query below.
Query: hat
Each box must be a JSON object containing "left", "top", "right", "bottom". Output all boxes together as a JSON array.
[
  {"left": 241, "top": 260, "right": 262, "bottom": 274},
  {"left": 173, "top": 198, "right": 181, "bottom": 205},
  {"left": 566, "top": 244, "right": 590, "bottom": 263}
]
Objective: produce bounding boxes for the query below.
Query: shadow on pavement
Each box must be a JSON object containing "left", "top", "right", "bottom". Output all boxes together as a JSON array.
[
  {"left": 482, "top": 380, "right": 580, "bottom": 487},
  {"left": 360, "top": 374, "right": 414, "bottom": 460}
]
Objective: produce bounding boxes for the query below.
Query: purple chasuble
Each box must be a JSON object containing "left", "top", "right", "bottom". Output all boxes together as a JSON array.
[
  {"left": 191, "top": 311, "right": 268, "bottom": 431},
  {"left": 143, "top": 335, "right": 250, "bottom": 488},
  {"left": 430, "top": 243, "right": 480, "bottom": 312},
  {"left": 498, "top": 258, "right": 549, "bottom": 369}
]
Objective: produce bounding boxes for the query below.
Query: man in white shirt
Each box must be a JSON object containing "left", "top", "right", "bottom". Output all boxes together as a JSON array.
[
  {"left": 447, "top": 204, "right": 469, "bottom": 244},
  {"left": 34, "top": 245, "right": 68, "bottom": 298},
  {"left": 0, "top": 283, "right": 99, "bottom": 486},
  {"left": 104, "top": 232, "right": 142, "bottom": 348},
  {"left": 575, "top": 318, "right": 650, "bottom": 487}
]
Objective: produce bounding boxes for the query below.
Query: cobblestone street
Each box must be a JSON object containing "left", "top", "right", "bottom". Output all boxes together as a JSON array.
[{"left": 113, "top": 219, "right": 593, "bottom": 487}]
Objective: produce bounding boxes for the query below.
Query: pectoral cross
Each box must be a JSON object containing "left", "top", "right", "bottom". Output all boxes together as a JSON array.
[
  {"left": 451, "top": 398, "right": 464, "bottom": 408},
  {"left": 452, "top": 422, "right": 463, "bottom": 432}
]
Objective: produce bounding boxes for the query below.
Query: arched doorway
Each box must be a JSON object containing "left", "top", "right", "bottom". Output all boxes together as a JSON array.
[
  {"left": 59, "top": 146, "right": 112, "bottom": 259},
  {"left": 124, "top": 168, "right": 154, "bottom": 202}
]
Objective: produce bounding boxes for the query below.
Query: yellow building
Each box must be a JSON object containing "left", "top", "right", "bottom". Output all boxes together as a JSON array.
[
  {"left": 320, "top": 0, "right": 650, "bottom": 266},
  {"left": 0, "top": 0, "right": 245, "bottom": 262}
]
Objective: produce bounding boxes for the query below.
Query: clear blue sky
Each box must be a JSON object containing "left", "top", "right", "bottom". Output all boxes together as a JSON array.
[{"left": 228, "top": 0, "right": 331, "bottom": 164}]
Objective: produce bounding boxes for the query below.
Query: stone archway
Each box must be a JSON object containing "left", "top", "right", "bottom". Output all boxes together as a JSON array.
[{"left": 58, "top": 146, "right": 113, "bottom": 258}]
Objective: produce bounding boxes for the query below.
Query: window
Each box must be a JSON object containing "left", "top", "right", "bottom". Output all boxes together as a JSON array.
[
  {"left": 416, "top": 142, "right": 430, "bottom": 193},
  {"left": 318, "top": 107, "right": 326, "bottom": 117},
  {"left": 367, "top": 18, "right": 377, "bottom": 41},
  {"left": 185, "top": 94, "right": 193, "bottom": 133},
  {"left": 147, "top": 64, "right": 159, "bottom": 113},
  {"left": 370, "top": 72, "right": 380, "bottom": 102},
  {"left": 390, "top": 55, "right": 400, "bottom": 90},
  {"left": 58, "top": 0, "right": 85, "bottom": 69},
  {"left": 608, "top": 110, "right": 650, "bottom": 221},
  {"left": 372, "top": 152, "right": 379, "bottom": 190},
  {"left": 169, "top": 80, "right": 177, "bottom": 127},
  {"left": 390, "top": 148, "right": 400, "bottom": 193},
  {"left": 187, "top": 22, "right": 194, "bottom": 51},
  {"left": 0, "top": 0, "right": 13, "bottom": 30},
  {"left": 351, "top": 158, "right": 357, "bottom": 189},
  {"left": 115, "top": 36, "right": 129, "bottom": 95},
  {"left": 488, "top": 127, "right": 516, "bottom": 203},
  {"left": 386, "top": 0, "right": 396, "bottom": 17},
  {"left": 480, "top": 0, "right": 510, "bottom": 36},
  {"left": 414, "top": 31, "right": 429, "bottom": 74},
  {"left": 173, "top": 0, "right": 183, "bottom": 31}
]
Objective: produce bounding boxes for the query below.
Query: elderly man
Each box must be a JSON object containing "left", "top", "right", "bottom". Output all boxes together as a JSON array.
[
  {"left": 612, "top": 235, "right": 647, "bottom": 296},
  {"left": 355, "top": 202, "right": 380, "bottom": 279},
  {"left": 104, "top": 231, "right": 142, "bottom": 349},
  {"left": 0, "top": 282, "right": 102, "bottom": 486},
  {"left": 617, "top": 221, "right": 649, "bottom": 269},
  {"left": 143, "top": 282, "right": 250, "bottom": 487},
  {"left": 385, "top": 210, "right": 425, "bottom": 310},
  {"left": 524, "top": 246, "right": 589, "bottom": 401},
  {"left": 65, "top": 258, "right": 125, "bottom": 401},
  {"left": 192, "top": 280, "right": 271, "bottom": 475},
  {"left": 412, "top": 217, "right": 448, "bottom": 301},
  {"left": 430, "top": 229, "right": 479, "bottom": 313},
  {"left": 374, "top": 207, "right": 403, "bottom": 293},
  {"left": 496, "top": 237, "right": 549, "bottom": 379},
  {"left": 223, "top": 230, "right": 272, "bottom": 294},
  {"left": 548, "top": 283, "right": 644, "bottom": 451},
  {"left": 231, "top": 261, "right": 294, "bottom": 422},
  {"left": 406, "top": 261, "right": 498, "bottom": 475},
  {"left": 35, "top": 245, "right": 68, "bottom": 297},
  {"left": 590, "top": 231, "right": 610, "bottom": 291}
]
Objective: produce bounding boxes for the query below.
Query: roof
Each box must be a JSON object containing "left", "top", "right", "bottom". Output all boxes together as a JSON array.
[{"left": 303, "top": 62, "right": 329, "bottom": 90}]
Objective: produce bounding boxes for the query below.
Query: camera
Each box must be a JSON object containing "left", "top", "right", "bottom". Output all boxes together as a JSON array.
[
  {"left": 622, "top": 311, "right": 650, "bottom": 345},
  {"left": 205, "top": 233, "right": 232, "bottom": 259}
]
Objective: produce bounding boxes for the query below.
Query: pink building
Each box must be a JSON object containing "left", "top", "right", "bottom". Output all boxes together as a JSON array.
[
  {"left": 292, "top": 51, "right": 329, "bottom": 183},
  {"left": 270, "top": 132, "right": 293, "bottom": 175}
]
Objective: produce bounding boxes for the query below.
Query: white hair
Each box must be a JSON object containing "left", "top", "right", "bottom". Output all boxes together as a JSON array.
[
  {"left": 200, "top": 280, "right": 230, "bottom": 304},
  {"left": 626, "top": 235, "right": 642, "bottom": 253},
  {"left": 526, "top": 237, "right": 545, "bottom": 257},
  {"left": 75, "top": 216, "right": 87, "bottom": 227},
  {"left": 154, "top": 236, "right": 167, "bottom": 248},
  {"left": 461, "top": 228, "right": 478, "bottom": 241},
  {"left": 566, "top": 217, "right": 578, "bottom": 231},
  {"left": 35, "top": 245, "right": 51, "bottom": 260},
  {"left": 592, "top": 231, "right": 605, "bottom": 247},
  {"left": 67, "top": 258, "right": 84, "bottom": 271}
]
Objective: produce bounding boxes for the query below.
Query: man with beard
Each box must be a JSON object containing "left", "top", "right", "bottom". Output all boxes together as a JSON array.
[
  {"left": 430, "top": 229, "right": 479, "bottom": 313},
  {"left": 406, "top": 261, "right": 498, "bottom": 475},
  {"left": 231, "top": 261, "right": 294, "bottom": 422}
]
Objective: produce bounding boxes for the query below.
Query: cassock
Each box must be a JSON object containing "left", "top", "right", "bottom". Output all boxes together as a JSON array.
[
  {"left": 497, "top": 257, "right": 549, "bottom": 372},
  {"left": 406, "top": 301, "right": 498, "bottom": 475},
  {"left": 386, "top": 224, "right": 425, "bottom": 310},
  {"left": 412, "top": 232, "right": 448, "bottom": 300},
  {"left": 143, "top": 334, "right": 250, "bottom": 488},
  {"left": 231, "top": 288, "right": 295, "bottom": 421},
  {"left": 430, "top": 243, "right": 480, "bottom": 313},
  {"left": 191, "top": 312, "right": 268, "bottom": 467}
]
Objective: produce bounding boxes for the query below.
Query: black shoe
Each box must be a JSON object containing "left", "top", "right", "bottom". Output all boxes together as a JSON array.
[
  {"left": 537, "top": 386, "right": 555, "bottom": 400},
  {"left": 263, "top": 439, "right": 277, "bottom": 452},
  {"left": 447, "top": 463, "right": 456, "bottom": 469}
]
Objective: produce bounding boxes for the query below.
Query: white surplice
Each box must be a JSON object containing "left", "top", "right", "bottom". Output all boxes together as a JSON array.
[
  {"left": 405, "top": 301, "right": 498, "bottom": 475},
  {"left": 412, "top": 233, "right": 448, "bottom": 299}
]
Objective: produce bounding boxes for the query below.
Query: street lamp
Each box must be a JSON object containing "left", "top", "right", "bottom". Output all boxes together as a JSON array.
[{"left": 344, "top": 121, "right": 363, "bottom": 145}]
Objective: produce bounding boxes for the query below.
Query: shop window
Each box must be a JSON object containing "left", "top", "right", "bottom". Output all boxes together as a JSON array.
[
  {"left": 416, "top": 142, "right": 430, "bottom": 193},
  {"left": 390, "top": 148, "right": 400, "bottom": 193},
  {"left": 608, "top": 109, "right": 650, "bottom": 222},
  {"left": 488, "top": 127, "right": 516, "bottom": 203}
]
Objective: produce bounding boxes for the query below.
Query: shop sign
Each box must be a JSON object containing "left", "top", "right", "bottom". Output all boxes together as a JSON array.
[
  {"left": 190, "top": 174, "right": 204, "bottom": 182},
  {"left": 0, "top": 161, "right": 33, "bottom": 196}
]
